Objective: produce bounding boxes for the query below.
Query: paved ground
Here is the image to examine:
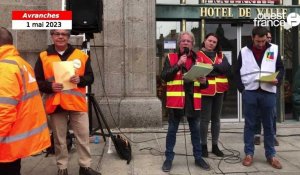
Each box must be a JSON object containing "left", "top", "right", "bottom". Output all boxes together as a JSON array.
[{"left": 21, "top": 121, "right": 300, "bottom": 175}]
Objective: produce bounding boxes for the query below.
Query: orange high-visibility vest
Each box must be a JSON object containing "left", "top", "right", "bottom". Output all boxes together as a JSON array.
[
  {"left": 40, "top": 49, "right": 88, "bottom": 114},
  {"left": 0, "top": 45, "right": 50, "bottom": 162},
  {"left": 197, "top": 51, "right": 228, "bottom": 96},
  {"left": 166, "top": 53, "right": 202, "bottom": 110}
]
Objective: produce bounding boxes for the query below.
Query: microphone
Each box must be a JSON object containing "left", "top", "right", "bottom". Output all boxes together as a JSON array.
[
  {"left": 183, "top": 47, "right": 189, "bottom": 55},
  {"left": 179, "top": 47, "right": 189, "bottom": 71}
]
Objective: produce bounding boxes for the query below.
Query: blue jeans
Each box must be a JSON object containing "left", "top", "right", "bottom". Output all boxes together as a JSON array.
[
  {"left": 254, "top": 106, "right": 277, "bottom": 136},
  {"left": 165, "top": 109, "right": 202, "bottom": 160},
  {"left": 243, "top": 90, "right": 276, "bottom": 159}
]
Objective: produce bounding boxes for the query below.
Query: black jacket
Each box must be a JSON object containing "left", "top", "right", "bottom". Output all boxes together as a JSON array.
[{"left": 161, "top": 50, "right": 208, "bottom": 117}]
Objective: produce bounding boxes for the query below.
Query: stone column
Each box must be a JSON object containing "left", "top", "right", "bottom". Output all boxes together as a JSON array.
[{"left": 101, "top": 0, "right": 161, "bottom": 127}]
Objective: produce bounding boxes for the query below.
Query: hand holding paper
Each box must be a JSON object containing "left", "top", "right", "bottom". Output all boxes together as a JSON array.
[
  {"left": 183, "top": 63, "right": 213, "bottom": 81},
  {"left": 196, "top": 76, "right": 207, "bottom": 84},
  {"left": 70, "top": 75, "right": 80, "bottom": 84},
  {"left": 259, "top": 71, "right": 279, "bottom": 84},
  {"left": 53, "top": 61, "right": 77, "bottom": 90},
  {"left": 52, "top": 82, "right": 63, "bottom": 92}
]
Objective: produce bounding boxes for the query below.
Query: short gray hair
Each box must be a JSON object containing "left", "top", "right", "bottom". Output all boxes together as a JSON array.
[{"left": 177, "top": 31, "right": 195, "bottom": 46}]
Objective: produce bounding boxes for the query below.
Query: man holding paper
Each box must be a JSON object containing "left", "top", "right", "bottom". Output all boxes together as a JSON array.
[
  {"left": 254, "top": 31, "right": 280, "bottom": 146},
  {"left": 161, "top": 31, "right": 209, "bottom": 172},
  {"left": 34, "top": 30, "right": 100, "bottom": 175},
  {"left": 235, "top": 27, "right": 284, "bottom": 169}
]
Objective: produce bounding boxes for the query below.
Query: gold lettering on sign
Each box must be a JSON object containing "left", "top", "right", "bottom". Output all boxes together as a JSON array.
[
  {"left": 200, "top": 7, "right": 233, "bottom": 17},
  {"left": 238, "top": 8, "right": 251, "bottom": 17},
  {"left": 223, "top": 7, "right": 233, "bottom": 17}
]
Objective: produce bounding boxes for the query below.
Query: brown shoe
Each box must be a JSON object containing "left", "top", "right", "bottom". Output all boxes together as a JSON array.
[
  {"left": 254, "top": 136, "right": 261, "bottom": 145},
  {"left": 267, "top": 157, "right": 282, "bottom": 169},
  {"left": 242, "top": 155, "right": 253, "bottom": 166}
]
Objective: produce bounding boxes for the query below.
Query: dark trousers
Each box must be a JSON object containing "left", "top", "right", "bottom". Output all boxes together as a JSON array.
[
  {"left": 243, "top": 90, "right": 276, "bottom": 158},
  {"left": 0, "top": 159, "right": 21, "bottom": 175},
  {"left": 200, "top": 93, "right": 224, "bottom": 145},
  {"left": 254, "top": 106, "right": 277, "bottom": 136},
  {"left": 165, "top": 109, "right": 202, "bottom": 160}
]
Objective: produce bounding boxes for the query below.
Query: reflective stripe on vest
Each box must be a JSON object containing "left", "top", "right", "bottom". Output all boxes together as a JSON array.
[
  {"left": 197, "top": 51, "right": 228, "bottom": 95},
  {"left": 62, "top": 89, "right": 86, "bottom": 98},
  {"left": 0, "top": 46, "right": 50, "bottom": 162},
  {"left": 192, "top": 66, "right": 202, "bottom": 110},
  {"left": 0, "top": 123, "right": 48, "bottom": 143},
  {"left": 0, "top": 90, "right": 40, "bottom": 106},
  {"left": 0, "top": 97, "right": 18, "bottom": 105},
  {"left": 215, "top": 77, "right": 228, "bottom": 83},
  {"left": 40, "top": 49, "right": 88, "bottom": 113},
  {"left": 167, "top": 91, "right": 185, "bottom": 96},
  {"left": 167, "top": 80, "right": 184, "bottom": 85},
  {"left": 201, "top": 77, "right": 217, "bottom": 96},
  {"left": 166, "top": 53, "right": 202, "bottom": 110},
  {"left": 216, "top": 76, "right": 229, "bottom": 93}
]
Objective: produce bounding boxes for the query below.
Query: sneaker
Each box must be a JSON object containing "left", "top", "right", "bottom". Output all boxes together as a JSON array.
[
  {"left": 267, "top": 157, "right": 282, "bottom": 169},
  {"left": 57, "top": 169, "right": 68, "bottom": 175},
  {"left": 201, "top": 145, "right": 208, "bottom": 158},
  {"left": 79, "top": 167, "right": 101, "bottom": 175},
  {"left": 212, "top": 145, "right": 224, "bottom": 157},
  {"left": 274, "top": 138, "right": 279, "bottom": 146},
  {"left": 195, "top": 158, "right": 210, "bottom": 171},
  {"left": 254, "top": 136, "right": 261, "bottom": 145},
  {"left": 242, "top": 155, "right": 253, "bottom": 166},
  {"left": 162, "top": 159, "right": 173, "bottom": 172}
]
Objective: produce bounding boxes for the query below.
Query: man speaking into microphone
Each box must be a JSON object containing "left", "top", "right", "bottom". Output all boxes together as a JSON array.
[{"left": 161, "top": 31, "right": 210, "bottom": 172}]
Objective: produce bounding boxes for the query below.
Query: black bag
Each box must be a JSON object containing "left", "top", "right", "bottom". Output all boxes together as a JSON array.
[
  {"left": 111, "top": 134, "right": 132, "bottom": 164},
  {"left": 45, "top": 131, "right": 73, "bottom": 157}
]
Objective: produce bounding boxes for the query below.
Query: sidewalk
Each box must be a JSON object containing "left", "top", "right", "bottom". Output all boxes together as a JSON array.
[{"left": 22, "top": 121, "right": 300, "bottom": 175}]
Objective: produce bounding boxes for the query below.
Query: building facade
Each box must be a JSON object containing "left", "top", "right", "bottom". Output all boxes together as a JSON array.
[
  {"left": 156, "top": 0, "right": 300, "bottom": 122},
  {"left": 1, "top": 0, "right": 299, "bottom": 128}
]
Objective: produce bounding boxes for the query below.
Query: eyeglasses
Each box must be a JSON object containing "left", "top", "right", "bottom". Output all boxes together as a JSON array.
[
  {"left": 52, "top": 32, "right": 69, "bottom": 37},
  {"left": 180, "top": 39, "right": 193, "bottom": 43}
]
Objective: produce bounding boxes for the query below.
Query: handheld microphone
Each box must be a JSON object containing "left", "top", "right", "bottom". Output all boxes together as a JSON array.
[{"left": 183, "top": 47, "right": 189, "bottom": 55}]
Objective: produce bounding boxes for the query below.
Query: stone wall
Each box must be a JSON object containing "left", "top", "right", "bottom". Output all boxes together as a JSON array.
[
  {"left": 1, "top": 0, "right": 162, "bottom": 128},
  {"left": 0, "top": 0, "right": 48, "bottom": 66},
  {"left": 97, "top": 0, "right": 161, "bottom": 127}
]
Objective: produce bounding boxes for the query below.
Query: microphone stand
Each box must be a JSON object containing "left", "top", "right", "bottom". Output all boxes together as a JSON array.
[{"left": 82, "top": 33, "right": 110, "bottom": 142}]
